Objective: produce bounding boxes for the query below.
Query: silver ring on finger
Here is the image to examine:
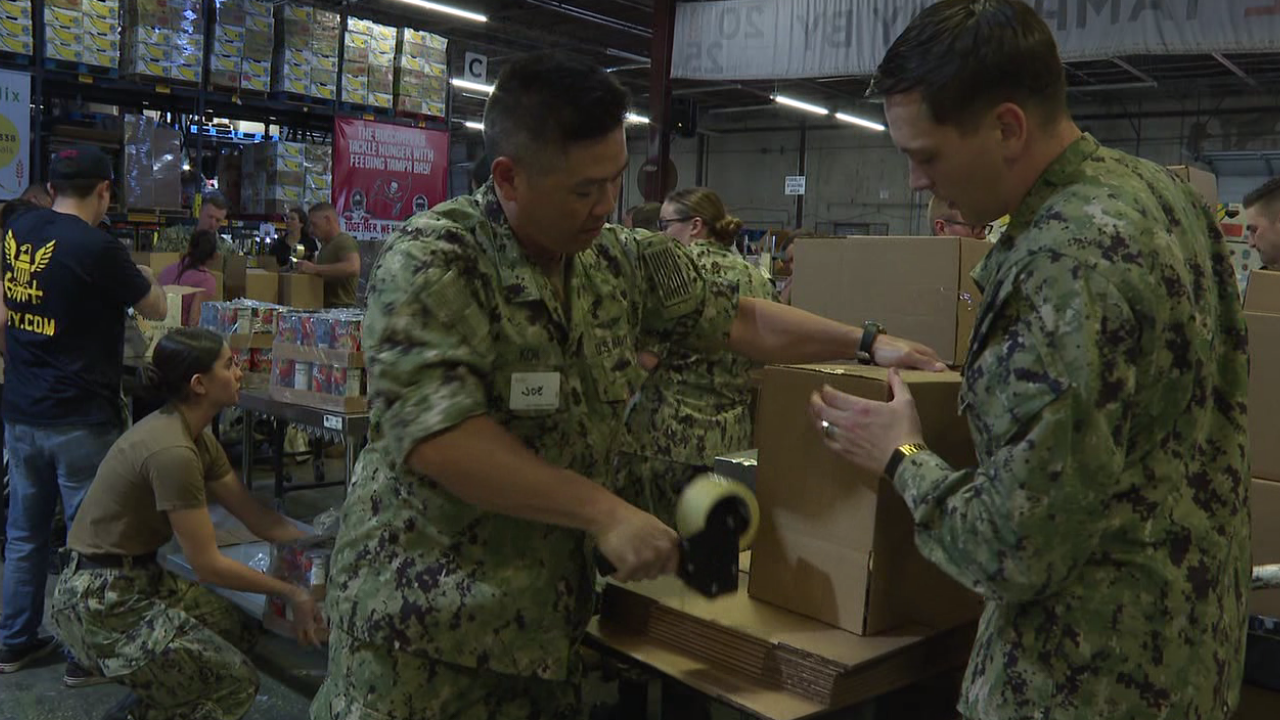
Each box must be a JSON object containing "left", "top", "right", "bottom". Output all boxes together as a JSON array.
[{"left": 822, "top": 420, "right": 837, "bottom": 441}]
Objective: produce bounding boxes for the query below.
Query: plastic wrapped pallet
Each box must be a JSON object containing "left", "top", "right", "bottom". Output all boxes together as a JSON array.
[
  {"left": 124, "top": 0, "right": 204, "bottom": 83},
  {"left": 0, "top": 0, "right": 35, "bottom": 57},
  {"left": 394, "top": 28, "right": 447, "bottom": 117},
  {"left": 341, "top": 16, "right": 395, "bottom": 109},
  {"left": 153, "top": 122, "right": 183, "bottom": 210},
  {"left": 122, "top": 113, "right": 155, "bottom": 210},
  {"left": 41, "top": 0, "right": 119, "bottom": 69},
  {"left": 272, "top": 2, "right": 339, "bottom": 99}
]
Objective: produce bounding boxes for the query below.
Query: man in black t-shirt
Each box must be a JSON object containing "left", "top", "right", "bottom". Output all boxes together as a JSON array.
[{"left": 0, "top": 147, "right": 167, "bottom": 683}]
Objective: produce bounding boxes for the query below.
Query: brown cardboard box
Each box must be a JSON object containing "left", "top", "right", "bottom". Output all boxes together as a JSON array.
[
  {"left": 1251, "top": 478, "right": 1280, "bottom": 619},
  {"left": 279, "top": 273, "right": 324, "bottom": 309},
  {"left": 748, "top": 365, "right": 983, "bottom": 636},
  {"left": 791, "top": 237, "right": 990, "bottom": 366},
  {"left": 1245, "top": 271, "right": 1280, "bottom": 481},
  {"left": 1236, "top": 684, "right": 1280, "bottom": 720},
  {"left": 223, "top": 255, "right": 248, "bottom": 298},
  {"left": 131, "top": 251, "right": 181, "bottom": 274},
  {"left": 245, "top": 269, "right": 278, "bottom": 304},
  {"left": 1167, "top": 165, "right": 1219, "bottom": 210}
]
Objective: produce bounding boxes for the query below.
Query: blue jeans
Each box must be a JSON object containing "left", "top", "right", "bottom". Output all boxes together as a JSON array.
[{"left": 1, "top": 422, "right": 121, "bottom": 649}]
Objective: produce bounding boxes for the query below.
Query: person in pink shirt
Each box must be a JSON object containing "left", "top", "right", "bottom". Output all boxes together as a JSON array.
[{"left": 157, "top": 230, "right": 219, "bottom": 327}]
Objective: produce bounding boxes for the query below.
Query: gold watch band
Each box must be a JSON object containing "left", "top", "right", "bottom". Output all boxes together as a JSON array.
[{"left": 884, "top": 442, "right": 930, "bottom": 480}]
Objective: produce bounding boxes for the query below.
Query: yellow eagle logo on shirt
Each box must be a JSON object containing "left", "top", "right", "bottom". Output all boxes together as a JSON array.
[{"left": 5, "top": 231, "right": 56, "bottom": 286}]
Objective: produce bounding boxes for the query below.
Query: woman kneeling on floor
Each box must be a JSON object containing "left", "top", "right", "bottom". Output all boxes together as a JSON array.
[{"left": 51, "top": 327, "right": 325, "bottom": 720}]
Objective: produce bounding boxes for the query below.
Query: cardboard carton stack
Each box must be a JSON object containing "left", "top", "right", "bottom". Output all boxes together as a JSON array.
[
  {"left": 1251, "top": 478, "right": 1280, "bottom": 620},
  {"left": 209, "top": 0, "right": 274, "bottom": 92},
  {"left": 241, "top": 140, "right": 304, "bottom": 216},
  {"left": 121, "top": 114, "right": 183, "bottom": 211},
  {"left": 200, "top": 299, "right": 284, "bottom": 389},
  {"left": 599, "top": 574, "right": 975, "bottom": 710},
  {"left": 123, "top": 0, "right": 204, "bottom": 83},
  {"left": 393, "top": 28, "right": 447, "bottom": 117},
  {"left": 240, "top": 140, "right": 331, "bottom": 216},
  {"left": 0, "top": 0, "right": 34, "bottom": 57},
  {"left": 270, "top": 310, "right": 367, "bottom": 412},
  {"left": 342, "top": 16, "right": 396, "bottom": 110},
  {"left": 1247, "top": 271, "right": 1280, "bottom": 499},
  {"left": 41, "top": 0, "right": 120, "bottom": 70},
  {"left": 303, "top": 144, "right": 332, "bottom": 209},
  {"left": 272, "top": 2, "right": 340, "bottom": 100},
  {"left": 791, "top": 237, "right": 990, "bottom": 367}
]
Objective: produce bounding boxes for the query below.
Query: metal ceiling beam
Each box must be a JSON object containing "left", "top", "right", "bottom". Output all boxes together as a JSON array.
[
  {"left": 1211, "top": 52, "right": 1262, "bottom": 89},
  {"left": 643, "top": 0, "right": 676, "bottom": 201},
  {"left": 1067, "top": 81, "right": 1158, "bottom": 93},
  {"left": 671, "top": 83, "right": 742, "bottom": 96},
  {"left": 524, "top": 0, "right": 652, "bottom": 37},
  {"left": 1110, "top": 58, "right": 1156, "bottom": 84}
]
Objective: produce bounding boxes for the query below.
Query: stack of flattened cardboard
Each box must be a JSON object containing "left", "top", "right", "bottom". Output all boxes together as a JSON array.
[{"left": 600, "top": 569, "right": 974, "bottom": 710}]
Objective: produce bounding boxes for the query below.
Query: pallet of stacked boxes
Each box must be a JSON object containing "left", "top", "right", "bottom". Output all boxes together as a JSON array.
[
  {"left": 42, "top": 0, "right": 120, "bottom": 75},
  {"left": 0, "top": 0, "right": 33, "bottom": 58},
  {"left": 394, "top": 28, "right": 447, "bottom": 118},
  {"left": 342, "top": 16, "right": 396, "bottom": 113},
  {"left": 273, "top": 2, "right": 339, "bottom": 102},
  {"left": 210, "top": 0, "right": 274, "bottom": 93},
  {"left": 241, "top": 140, "right": 306, "bottom": 217},
  {"left": 303, "top": 144, "right": 332, "bottom": 210},
  {"left": 124, "top": 0, "right": 204, "bottom": 85}
]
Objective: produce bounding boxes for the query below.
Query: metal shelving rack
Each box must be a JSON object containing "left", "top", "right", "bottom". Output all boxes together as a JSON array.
[{"left": 3, "top": 0, "right": 454, "bottom": 226}]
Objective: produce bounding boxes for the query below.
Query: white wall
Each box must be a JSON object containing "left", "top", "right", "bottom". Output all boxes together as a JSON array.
[{"left": 622, "top": 94, "right": 1280, "bottom": 235}]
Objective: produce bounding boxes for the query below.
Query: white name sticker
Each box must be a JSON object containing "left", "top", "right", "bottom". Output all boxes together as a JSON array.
[{"left": 510, "top": 372, "right": 561, "bottom": 411}]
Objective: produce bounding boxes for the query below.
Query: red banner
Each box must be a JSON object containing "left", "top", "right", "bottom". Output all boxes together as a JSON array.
[{"left": 332, "top": 117, "right": 449, "bottom": 241}]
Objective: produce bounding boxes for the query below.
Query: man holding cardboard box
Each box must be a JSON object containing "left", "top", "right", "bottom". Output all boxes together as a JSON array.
[
  {"left": 811, "top": 3, "right": 1251, "bottom": 720},
  {"left": 1245, "top": 177, "right": 1280, "bottom": 270},
  {"left": 309, "top": 51, "right": 946, "bottom": 720},
  {"left": 0, "top": 147, "right": 169, "bottom": 684}
]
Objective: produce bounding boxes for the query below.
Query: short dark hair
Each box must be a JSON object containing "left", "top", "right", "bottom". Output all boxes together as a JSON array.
[
  {"left": 19, "top": 184, "right": 50, "bottom": 204},
  {"left": 484, "top": 51, "right": 629, "bottom": 171},
  {"left": 139, "top": 328, "right": 226, "bottom": 403},
  {"left": 202, "top": 190, "right": 229, "bottom": 211},
  {"left": 867, "top": 0, "right": 1069, "bottom": 130},
  {"left": 308, "top": 202, "right": 336, "bottom": 216},
  {"left": 49, "top": 178, "right": 108, "bottom": 200},
  {"left": 1245, "top": 177, "right": 1280, "bottom": 212}
]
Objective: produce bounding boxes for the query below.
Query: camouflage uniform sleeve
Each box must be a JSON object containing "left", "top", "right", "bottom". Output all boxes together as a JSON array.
[
  {"left": 893, "top": 256, "right": 1140, "bottom": 604},
  {"left": 364, "top": 229, "right": 495, "bottom": 469},
  {"left": 634, "top": 233, "right": 739, "bottom": 352}
]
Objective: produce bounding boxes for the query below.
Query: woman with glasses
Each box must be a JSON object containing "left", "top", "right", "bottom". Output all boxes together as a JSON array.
[
  {"left": 929, "top": 195, "right": 993, "bottom": 239},
  {"left": 615, "top": 187, "right": 776, "bottom": 529},
  {"left": 51, "top": 328, "right": 324, "bottom": 720}
]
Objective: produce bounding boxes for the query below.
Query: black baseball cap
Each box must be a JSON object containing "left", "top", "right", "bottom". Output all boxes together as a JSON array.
[{"left": 50, "top": 146, "right": 114, "bottom": 182}]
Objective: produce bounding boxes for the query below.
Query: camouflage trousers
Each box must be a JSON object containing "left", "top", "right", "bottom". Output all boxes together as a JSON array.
[
  {"left": 310, "top": 629, "right": 581, "bottom": 720},
  {"left": 613, "top": 453, "right": 707, "bottom": 529},
  {"left": 51, "top": 557, "right": 260, "bottom": 720}
]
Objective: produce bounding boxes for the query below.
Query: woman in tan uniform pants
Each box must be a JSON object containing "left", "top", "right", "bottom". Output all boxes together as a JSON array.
[{"left": 52, "top": 328, "right": 324, "bottom": 720}]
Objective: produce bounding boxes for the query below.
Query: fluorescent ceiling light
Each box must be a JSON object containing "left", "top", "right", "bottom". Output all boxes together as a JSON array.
[
  {"left": 450, "top": 78, "right": 494, "bottom": 94},
  {"left": 463, "top": 120, "right": 484, "bottom": 130},
  {"left": 625, "top": 112, "right": 649, "bottom": 124},
  {"left": 773, "top": 94, "right": 829, "bottom": 116},
  {"left": 393, "top": 0, "right": 487, "bottom": 23},
  {"left": 834, "top": 112, "right": 886, "bottom": 132}
]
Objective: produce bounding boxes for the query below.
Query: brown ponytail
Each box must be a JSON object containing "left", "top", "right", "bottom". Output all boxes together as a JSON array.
[{"left": 665, "top": 187, "right": 741, "bottom": 247}]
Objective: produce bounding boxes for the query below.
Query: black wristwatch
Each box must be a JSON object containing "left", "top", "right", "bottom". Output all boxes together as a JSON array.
[
  {"left": 857, "top": 321, "right": 884, "bottom": 364},
  {"left": 884, "top": 442, "right": 929, "bottom": 480}
]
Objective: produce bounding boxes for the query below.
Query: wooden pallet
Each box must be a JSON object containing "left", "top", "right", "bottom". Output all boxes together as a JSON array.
[
  {"left": 45, "top": 59, "right": 119, "bottom": 78},
  {"left": 0, "top": 50, "right": 33, "bottom": 67},
  {"left": 123, "top": 73, "right": 199, "bottom": 90},
  {"left": 339, "top": 100, "right": 393, "bottom": 117}
]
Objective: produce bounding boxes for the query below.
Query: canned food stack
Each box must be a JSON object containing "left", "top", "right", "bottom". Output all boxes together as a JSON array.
[
  {"left": 209, "top": 0, "right": 274, "bottom": 92},
  {"left": 272, "top": 2, "right": 340, "bottom": 100},
  {"left": 0, "top": 0, "right": 33, "bottom": 57},
  {"left": 42, "top": 0, "right": 119, "bottom": 70},
  {"left": 124, "top": 0, "right": 204, "bottom": 83},
  {"left": 342, "top": 16, "right": 396, "bottom": 110},
  {"left": 200, "top": 300, "right": 285, "bottom": 390},
  {"left": 394, "top": 28, "right": 448, "bottom": 117},
  {"left": 270, "top": 310, "right": 367, "bottom": 411}
]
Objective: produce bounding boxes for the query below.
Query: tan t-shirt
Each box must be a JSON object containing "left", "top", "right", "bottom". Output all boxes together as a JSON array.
[
  {"left": 317, "top": 232, "right": 360, "bottom": 308},
  {"left": 68, "top": 406, "right": 232, "bottom": 556}
]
